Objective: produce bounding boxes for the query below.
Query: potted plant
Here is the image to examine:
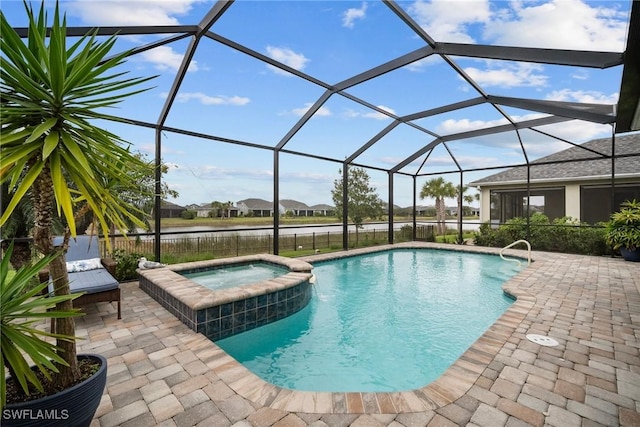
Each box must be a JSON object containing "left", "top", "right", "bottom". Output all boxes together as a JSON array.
[
  {"left": 604, "top": 199, "right": 640, "bottom": 262},
  {"left": 1, "top": 243, "right": 108, "bottom": 427},
  {"left": 0, "top": 1, "right": 154, "bottom": 423}
]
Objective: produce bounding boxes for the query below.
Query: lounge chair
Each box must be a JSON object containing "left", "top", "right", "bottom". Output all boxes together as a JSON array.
[{"left": 39, "top": 236, "right": 121, "bottom": 329}]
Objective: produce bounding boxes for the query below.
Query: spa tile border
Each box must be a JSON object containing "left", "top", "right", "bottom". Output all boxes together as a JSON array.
[{"left": 138, "top": 254, "right": 313, "bottom": 340}]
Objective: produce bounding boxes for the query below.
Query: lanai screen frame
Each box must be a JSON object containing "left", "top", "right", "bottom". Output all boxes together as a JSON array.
[{"left": 12, "top": 0, "right": 639, "bottom": 261}]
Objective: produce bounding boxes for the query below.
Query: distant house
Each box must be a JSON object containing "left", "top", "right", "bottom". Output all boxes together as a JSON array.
[
  {"left": 448, "top": 206, "right": 480, "bottom": 217},
  {"left": 157, "top": 200, "right": 186, "bottom": 218},
  {"left": 415, "top": 205, "right": 436, "bottom": 216},
  {"left": 189, "top": 202, "right": 239, "bottom": 218},
  {"left": 236, "top": 198, "right": 285, "bottom": 217},
  {"left": 280, "top": 199, "right": 314, "bottom": 216},
  {"left": 185, "top": 203, "right": 212, "bottom": 218},
  {"left": 309, "top": 203, "right": 335, "bottom": 216},
  {"left": 469, "top": 133, "right": 640, "bottom": 225}
]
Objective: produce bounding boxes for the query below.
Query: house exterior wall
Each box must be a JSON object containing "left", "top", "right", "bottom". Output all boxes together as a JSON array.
[
  {"left": 480, "top": 187, "right": 491, "bottom": 223},
  {"left": 565, "top": 184, "right": 581, "bottom": 219},
  {"left": 477, "top": 177, "right": 640, "bottom": 224}
]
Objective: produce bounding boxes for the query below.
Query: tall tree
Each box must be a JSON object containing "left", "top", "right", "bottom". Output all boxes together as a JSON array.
[
  {"left": 223, "top": 200, "right": 233, "bottom": 219},
  {"left": 210, "top": 201, "right": 224, "bottom": 218},
  {"left": 331, "top": 167, "right": 383, "bottom": 245},
  {"left": 0, "top": 2, "right": 155, "bottom": 387},
  {"left": 420, "top": 177, "right": 456, "bottom": 235},
  {"left": 457, "top": 184, "right": 476, "bottom": 216}
]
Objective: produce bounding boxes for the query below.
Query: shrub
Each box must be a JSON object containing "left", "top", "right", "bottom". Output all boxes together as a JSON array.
[
  {"left": 180, "top": 210, "right": 196, "bottom": 220},
  {"left": 112, "top": 249, "right": 145, "bottom": 281},
  {"left": 474, "top": 215, "right": 607, "bottom": 256},
  {"left": 400, "top": 225, "right": 413, "bottom": 240}
]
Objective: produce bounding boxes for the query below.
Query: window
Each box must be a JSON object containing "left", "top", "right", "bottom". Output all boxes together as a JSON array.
[
  {"left": 490, "top": 188, "right": 565, "bottom": 224},
  {"left": 581, "top": 184, "right": 640, "bottom": 224}
]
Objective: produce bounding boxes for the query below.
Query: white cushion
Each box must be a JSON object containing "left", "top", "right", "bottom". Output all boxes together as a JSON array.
[{"left": 66, "top": 258, "right": 104, "bottom": 273}]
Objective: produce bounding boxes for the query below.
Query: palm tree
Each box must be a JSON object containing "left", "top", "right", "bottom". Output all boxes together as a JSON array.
[
  {"left": 1, "top": 2, "right": 154, "bottom": 387},
  {"left": 457, "top": 184, "right": 477, "bottom": 216},
  {"left": 420, "top": 177, "right": 457, "bottom": 235},
  {"left": 211, "top": 201, "right": 224, "bottom": 218},
  {"left": 224, "top": 200, "right": 233, "bottom": 219}
]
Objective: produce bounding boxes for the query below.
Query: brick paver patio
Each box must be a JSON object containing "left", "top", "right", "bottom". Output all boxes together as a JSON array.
[{"left": 74, "top": 243, "right": 640, "bottom": 427}]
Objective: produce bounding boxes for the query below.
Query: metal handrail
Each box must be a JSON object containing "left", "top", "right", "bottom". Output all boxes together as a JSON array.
[{"left": 500, "top": 239, "right": 532, "bottom": 267}]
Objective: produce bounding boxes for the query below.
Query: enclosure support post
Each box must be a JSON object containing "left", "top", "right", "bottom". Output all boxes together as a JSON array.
[
  {"left": 412, "top": 177, "right": 417, "bottom": 241},
  {"left": 273, "top": 151, "right": 280, "bottom": 255},
  {"left": 342, "top": 164, "right": 349, "bottom": 251},
  {"left": 458, "top": 171, "right": 463, "bottom": 243},
  {"left": 154, "top": 128, "right": 162, "bottom": 262},
  {"left": 526, "top": 164, "right": 531, "bottom": 242},
  {"left": 388, "top": 171, "right": 394, "bottom": 244},
  {"left": 610, "top": 125, "right": 616, "bottom": 216}
]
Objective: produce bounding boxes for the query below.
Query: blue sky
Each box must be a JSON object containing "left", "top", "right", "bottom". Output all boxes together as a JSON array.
[{"left": 2, "top": 0, "right": 632, "bottom": 208}]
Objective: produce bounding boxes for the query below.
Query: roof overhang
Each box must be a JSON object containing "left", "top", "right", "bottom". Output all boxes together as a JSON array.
[
  {"left": 471, "top": 173, "right": 640, "bottom": 188},
  {"left": 616, "top": 0, "right": 640, "bottom": 133}
]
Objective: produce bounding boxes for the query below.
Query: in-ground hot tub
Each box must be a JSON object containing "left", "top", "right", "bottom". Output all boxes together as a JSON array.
[{"left": 138, "top": 254, "right": 313, "bottom": 341}]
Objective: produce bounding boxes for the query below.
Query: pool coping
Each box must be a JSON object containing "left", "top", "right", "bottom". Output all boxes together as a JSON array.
[
  {"left": 197, "top": 242, "right": 538, "bottom": 414},
  {"left": 138, "top": 254, "right": 313, "bottom": 310}
]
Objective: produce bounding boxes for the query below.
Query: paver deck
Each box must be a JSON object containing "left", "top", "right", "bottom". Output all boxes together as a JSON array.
[{"left": 70, "top": 242, "right": 640, "bottom": 426}]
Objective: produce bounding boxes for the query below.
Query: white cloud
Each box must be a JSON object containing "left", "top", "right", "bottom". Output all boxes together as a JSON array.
[
  {"left": 429, "top": 154, "right": 501, "bottom": 169},
  {"left": 171, "top": 92, "right": 250, "bottom": 106},
  {"left": 162, "top": 162, "right": 181, "bottom": 170},
  {"left": 404, "top": 56, "right": 442, "bottom": 72},
  {"left": 571, "top": 70, "right": 590, "bottom": 81},
  {"left": 529, "top": 120, "right": 612, "bottom": 147},
  {"left": 345, "top": 105, "right": 396, "bottom": 120},
  {"left": 177, "top": 165, "right": 273, "bottom": 181},
  {"left": 140, "top": 46, "right": 199, "bottom": 73},
  {"left": 289, "top": 103, "right": 332, "bottom": 117},
  {"left": 280, "top": 171, "right": 334, "bottom": 184},
  {"left": 435, "top": 109, "right": 612, "bottom": 160},
  {"left": 483, "top": 0, "right": 628, "bottom": 51},
  {"left": 266, "top": 46, "right": 310, "bottom": 76},
  {"left": 545, "top": 89, "right": 618, "bottom": 105},
  {"left": 364, "top": 105, "right": 397, "bottom": 120},
  {"left": 342, "top": 2, "right": 367, "bottom": 28},
  {"left": 406, "top": 0, "right": 627, "bottom": 51},
  {"left": 463, "top": 62, "right": 547, "bottom": 88},
  {"left": 438, "top": 117, "right": 507, "bottom": 135},
  {"left": 170, "top": 164, "right": 332, "bottom": 186},
  {"left": 408, "top": 0, "right": 491, "bottom": 43},
  {"left": 66, "top": 0, "right": 203, "bottom": 26},
  {"left": 436, "top": 112, "right": 548, "bottom": 135}
]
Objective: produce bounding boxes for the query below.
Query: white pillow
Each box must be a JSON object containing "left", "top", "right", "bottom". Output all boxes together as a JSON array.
[{"left": 66, "top": 258, "right": 104, "bottom": 273}]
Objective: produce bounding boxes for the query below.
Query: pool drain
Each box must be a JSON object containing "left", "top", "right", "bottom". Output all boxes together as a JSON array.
[{"left": 526, "top": 334, "right": 559, "bottom": 347}]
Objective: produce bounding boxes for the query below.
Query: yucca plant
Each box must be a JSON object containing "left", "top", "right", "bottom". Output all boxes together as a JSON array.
[
  {"left": 0, "top": 1, "right": 155, "bottom": 389},
  {"left": 1, "top": 243, "right": 83, "bottom": 410}
]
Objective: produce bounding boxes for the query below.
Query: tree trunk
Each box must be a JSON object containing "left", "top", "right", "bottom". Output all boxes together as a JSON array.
[
  {"left": 435, "top": 198, "right": 445, "bottom": 235},
  {"left": 30, "top": 164, "right": 79, "bottom": 388},
  {"left": 5, "top": 240, "right": 31, "bottom": 270}
]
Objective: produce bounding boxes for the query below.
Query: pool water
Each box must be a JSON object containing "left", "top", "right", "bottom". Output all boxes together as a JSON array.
[
  {"left": 182, "top": 263, "right": 288, "bottom": 290},
  {"left": 216, "top": 249, "right": 520, "bottom": 392}
]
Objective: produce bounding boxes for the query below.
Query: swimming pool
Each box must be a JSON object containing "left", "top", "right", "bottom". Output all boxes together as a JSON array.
[
  {"left": 182, "top": 262, "right": 289, "bottom": 290},
  {"left": 216, "top": 248, "right": 520, "bottom": 392}
]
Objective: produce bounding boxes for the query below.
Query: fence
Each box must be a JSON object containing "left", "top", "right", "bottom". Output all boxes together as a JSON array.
[{"left": 105, "top": 225, "right": 435, "bottom": 262}]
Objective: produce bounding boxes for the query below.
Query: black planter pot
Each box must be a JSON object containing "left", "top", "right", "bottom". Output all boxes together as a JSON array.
[
  {"left": 2, "top": 354, "right": 107, "bottom": 427},
  {"left": 620, "top": 247, "right": 640, "bottom": 262}
]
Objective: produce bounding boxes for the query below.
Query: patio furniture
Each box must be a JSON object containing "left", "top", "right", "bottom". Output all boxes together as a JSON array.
[{"left": 39, "top": 236, "right": 121, "bottom": 331}]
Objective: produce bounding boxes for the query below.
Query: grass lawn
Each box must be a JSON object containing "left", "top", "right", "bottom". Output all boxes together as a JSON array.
[{"left": 151, "top": 215, "right": 478, "bottom": 229}]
